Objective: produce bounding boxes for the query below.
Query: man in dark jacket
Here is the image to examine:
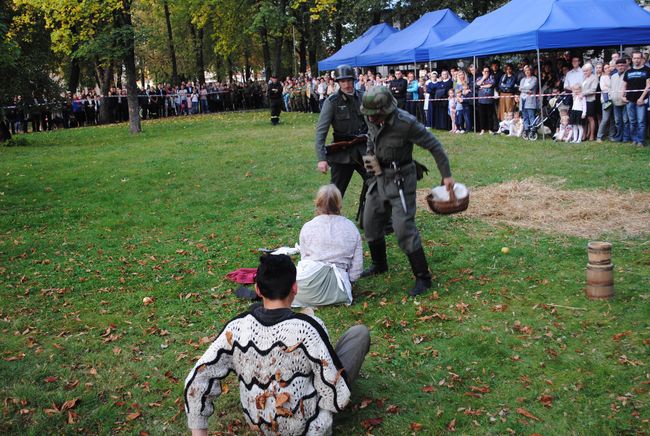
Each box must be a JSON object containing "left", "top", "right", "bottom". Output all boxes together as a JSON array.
[
  {"left": 389, "top": 70, "right": 408, "bottom": 110},
  {"left": 267, "top": 73, "right": 283, "bottom": 125}
]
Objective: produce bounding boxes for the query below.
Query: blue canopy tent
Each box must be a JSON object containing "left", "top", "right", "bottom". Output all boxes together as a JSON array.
[
  {"left": 428, "top": 0, "right": 650, "bottom": 61},
  {"left": 356, "top": 9, "right": 468, "bottom": 67},
  {"left": 318, "top": 23, "right": 398, "bottom": 71}
]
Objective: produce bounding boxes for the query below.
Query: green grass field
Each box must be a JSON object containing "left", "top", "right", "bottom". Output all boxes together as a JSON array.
[{"left": 1, "top": 111, "right": 648, "bottom": 434}]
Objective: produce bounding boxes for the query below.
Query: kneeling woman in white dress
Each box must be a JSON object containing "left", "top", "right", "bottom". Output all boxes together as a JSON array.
[{"left": 294, "top": 185, "right": 363, "bottom": 307}]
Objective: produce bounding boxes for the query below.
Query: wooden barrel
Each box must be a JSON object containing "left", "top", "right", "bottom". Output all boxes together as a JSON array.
[
  {"left": 587, "top": 241, "right": 612, "bottom": 265},
  {"left": 585, "top": 263, "right": 614, "bottom": 300}
]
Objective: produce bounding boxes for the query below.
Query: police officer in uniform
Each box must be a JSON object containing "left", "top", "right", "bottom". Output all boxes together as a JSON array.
[
  {"left": 389, "top": 70, "right": 408, "bottom": 110},
  {"left": 360, "top": 86, "right": 455, "bottom": 296},
  {"left": 314, "top": 65, "right": 367, "bottom": 198},
  {"left": 268, "top": 73, "right": 283, "bottom": 125}
]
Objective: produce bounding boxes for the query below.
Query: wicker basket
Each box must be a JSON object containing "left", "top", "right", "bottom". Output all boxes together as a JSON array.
[{"left": 426, "top": 187, "right": 470, "bottom": 215}]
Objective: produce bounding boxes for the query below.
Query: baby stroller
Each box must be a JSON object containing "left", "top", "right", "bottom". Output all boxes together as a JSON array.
[{"left": 523, "top": 92, "right": 570, "bottom": 140}]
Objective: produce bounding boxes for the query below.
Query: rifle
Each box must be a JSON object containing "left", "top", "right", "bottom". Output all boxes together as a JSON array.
[{"left": 325, "top": 134, "right": 367, "bottom": 155}]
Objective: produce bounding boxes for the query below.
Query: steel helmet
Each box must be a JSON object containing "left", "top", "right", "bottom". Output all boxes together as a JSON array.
[
  {"left": 360, "top": 86, "right": 397, "bottom": 116},
  {"left": 334, "top": 65, "right": 356, "bottom": 81}
]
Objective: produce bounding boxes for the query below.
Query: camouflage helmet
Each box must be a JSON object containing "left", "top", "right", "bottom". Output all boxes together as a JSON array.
[
  {"left": 334, "top": 65, "right": 356, "bottom": 81},
  {"left": 360, "top": 86, "right": 397, "bottom": 116}
]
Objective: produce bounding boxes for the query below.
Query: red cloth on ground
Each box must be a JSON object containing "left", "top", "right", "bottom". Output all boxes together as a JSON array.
[{"left": 225, "top": 268, "right": 257, "bottom": 284}]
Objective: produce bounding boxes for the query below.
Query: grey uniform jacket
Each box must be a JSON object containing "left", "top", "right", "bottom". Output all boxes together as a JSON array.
[
  {"left": 314, "top": 90, "right": 367, "bottom": 165},
  {"left": 366, "top": 108, "right": 452, "bottom": 193}
]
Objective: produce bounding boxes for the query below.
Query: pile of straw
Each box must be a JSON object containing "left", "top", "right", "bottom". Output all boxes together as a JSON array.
[{"left": 417, "top": 177, "right": 650, "bottom": 238}]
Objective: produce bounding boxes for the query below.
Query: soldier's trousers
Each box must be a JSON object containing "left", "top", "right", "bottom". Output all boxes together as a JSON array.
[
  {"left": 330, "top": 161, "right": 367, "bottom": 198},
  {"left": 363, "top": 163, "right": 421, "bottom": 255},
  {"left": 270, "top": 99, "right": 282, "bottom": 124}
]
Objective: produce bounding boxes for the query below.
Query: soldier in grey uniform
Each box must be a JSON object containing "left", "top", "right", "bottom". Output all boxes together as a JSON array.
[
  {"left": 360, "top": 86, "right": 455, "bottom": 297},
  {"left": 314, "top": 65, "right": 367, "bottom": 198}
]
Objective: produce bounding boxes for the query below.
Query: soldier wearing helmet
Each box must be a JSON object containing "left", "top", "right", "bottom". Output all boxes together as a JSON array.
[
  {"left": 359, "top": 86, "right": 455, "bottom": 297},
  {"left": 314, "top": 65, "right": 367, "bottom": 198}
]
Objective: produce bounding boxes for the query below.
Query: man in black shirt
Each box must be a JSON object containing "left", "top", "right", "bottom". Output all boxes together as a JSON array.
[
  {"left": 267, "top": 73, "right": 283, "bottom": 125},
  {"left": 622, "top": 51, "right": 650, "bottom": 146},
  {"left": 389, "top": 70, "right": 408, "bottom": 110}
]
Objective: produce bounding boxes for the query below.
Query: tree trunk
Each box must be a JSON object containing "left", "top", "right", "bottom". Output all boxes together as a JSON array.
[
  {"left": 163, "top": 0, "right": 178, "bottom": 86},
  {"left": 334, "top": 0, "right": 342, "bottom": 51},
  {"left": 140, "top": 58, "right": 145, "bottom": 88},
  {"left": 298, "top": 6, "right": 307, "bottom": 73},
  {"left": 259, "top": 25, "right": 272, "bottom": 81},
  {"left": 197, "top": 27, "right": 205, "bottom": 84},
  {"left": 227, "top": 56, "right": 234, "bottom": 83},
  {"left": 307, "top": 15, "right": 319, "bottom": 73},
  {"left": 97, "top": 63, "right": 113, "bottom": 124},
  {"left": 116, "top": 64, "right": 122, "bottom": 88},
  {"left": 244, "top": 47, "right": 250, "bottom": 82},
  {"left": 273, "top": 36, "right": 283, "bottom": 79},
  {"left": 68, "top": 57, "right": 80, "bottom": 93},
  {"left": 119, "top": 0, "right": 141, "bottom": 133}
]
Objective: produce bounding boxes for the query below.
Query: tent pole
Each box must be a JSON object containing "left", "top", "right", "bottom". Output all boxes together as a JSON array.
[
  {"left": 619, "top": 44, "right": 623, "bottom": 56},
  {"left": 536, "top": 48, "right": 544, "bottom": 140},
  {"left": 473, "top": 56, "right": 477, "bottom": 134}
]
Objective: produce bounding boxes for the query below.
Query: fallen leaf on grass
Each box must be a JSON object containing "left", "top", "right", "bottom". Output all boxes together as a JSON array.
[
  {"left": 64, "top": 380, "right": 79, "bottom": 390},
  {"left": 447, "top": 418, "right": 456, "bottom": 431},
  {"left": 470, "top": 385, "right": 491, "bottom": 394},
  {"left": 360, "top": 417, "right": 383, "bottom": 430},
  {"left": 539, "top": 395, "right": 553, "bottom": 408},
  {"left": 422, "top": 385, "right": 436, "bottom": 393},
  {"left": 67, "top": 410, "right": 79, "bottom": 424},
  {"left": 359, "top": 398, "right": 373, "bottom": 409},
  {"left": 126, "top": 411, "right": 142, "bottom": 421},
  {"left": 410, "top": 422, "right": 423, "bottom": 431},
  {"left": 491, "top": 304, "right": 508, "bottom": 312},
  {"left": 44, "top": 376, "right": 58, "bottom": 383},
  {"left": 3, "top": 353, "right": 25, "bottom": 361},
  {"left": 386, "top": 404, "right": 399, "bottom": 414},
  {"left": 61, "top": 398, "right": 79, "bottom": 411},
  {"left": 619, "top": 355, "right": 644, "bottom": 366},
  {"left": 516, "top": 407, "right": 541, "bottom": 421},
  {"left": 612, "top": 331, "right": 632, "bottom": 342}
]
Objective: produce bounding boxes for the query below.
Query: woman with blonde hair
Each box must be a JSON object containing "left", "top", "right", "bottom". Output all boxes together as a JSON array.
[{"left": 294, "top": 185, "right": 363, "bottom": 307}]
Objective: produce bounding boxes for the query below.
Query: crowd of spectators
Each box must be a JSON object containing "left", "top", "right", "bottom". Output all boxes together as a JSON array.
[
  {"left": 3, "top": 81, "right": 268, "bottom": 134},
  {"left": 360, "top": 50, "right": 649, "bottom": 145},
  {"left": 4, "top": 50, "right": 648, "bottom": 146}
]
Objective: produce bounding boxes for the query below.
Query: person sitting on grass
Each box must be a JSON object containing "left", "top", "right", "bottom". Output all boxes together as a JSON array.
[
  {"left": 509, "top": 111, "right": 524, "bottom": 138},
  {"left": 294, "top": 184, "right": 363, "bottom": 307},
  {"left": 184, "top": 254, "right": 370, "bottom": 436},
  {"left": 495, "top": 111, "right": 514, "bottom": 135}
]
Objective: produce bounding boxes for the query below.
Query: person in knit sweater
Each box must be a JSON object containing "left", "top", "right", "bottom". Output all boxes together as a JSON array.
[{"left": 184, "top": 254, "right": 370, "bottom": 435}]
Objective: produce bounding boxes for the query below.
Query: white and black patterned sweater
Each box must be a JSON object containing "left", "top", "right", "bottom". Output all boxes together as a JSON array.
[{"left": 184, "top": 307, "right": 351, "bottom": 435}]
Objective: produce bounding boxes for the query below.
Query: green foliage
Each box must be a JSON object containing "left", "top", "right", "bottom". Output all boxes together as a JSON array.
[
  {"left": 0, "top": 0, "right": 60, "bottom": 118},
  {"left": 0, "top": 112, "right": 648, "bottom": 433}
]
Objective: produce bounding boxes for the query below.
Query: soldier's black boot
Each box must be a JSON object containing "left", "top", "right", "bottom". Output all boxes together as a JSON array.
[
  {"left": 360, "top": 239, "right": 388, "bottom": 278},
  {"left": 407, "top": 248, "right": 432, "bottom": 297}
]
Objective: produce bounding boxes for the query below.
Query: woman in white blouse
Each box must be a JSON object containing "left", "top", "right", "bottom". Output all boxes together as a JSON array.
[
  {"left": 294, "top": 185, "right": 363, "bottom": 307},
  {"left": 582, "top": 63, "right": 599, "bottom": 141}
]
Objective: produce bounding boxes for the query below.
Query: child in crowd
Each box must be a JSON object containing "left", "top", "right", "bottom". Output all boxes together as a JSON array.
[
  {"left": 461, "top": 83, "right": 473, "bottom": 132},
  {"left": 509, "top": 111, "right": 524, "bottom": 137},
  {"left": 448, "top": 89, "right": 457, "bottom": 133},
  {"left": 454, "top": 89, "right": 465, "bottom": 133},
  {"left": 569, "top": 84, "right": 586, "bottom": 143},
  {"left": 184, "top": 254, "right": 370, "bottom": 436},
  {"left": 554, "top": 115, "right": 573, "bottom": 142},
  {"left": 495, "top": 111, "right": 514, "bottom": 135}
]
